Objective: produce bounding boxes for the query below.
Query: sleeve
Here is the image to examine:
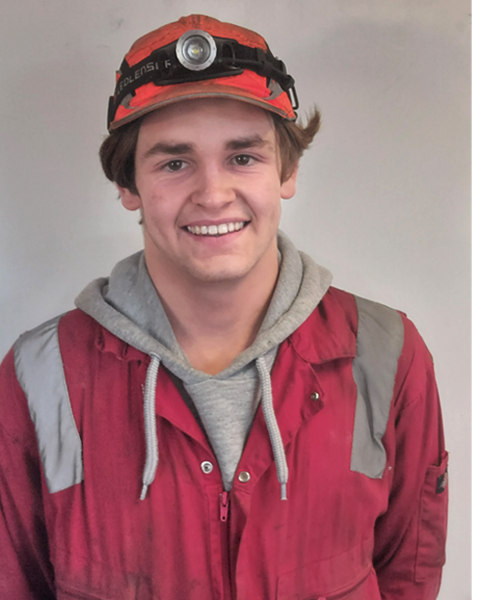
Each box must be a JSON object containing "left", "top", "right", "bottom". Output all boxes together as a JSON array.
[
  {"left": 0, "top": 348, "right": 56, "bottom": 599},
  {"left": 373, "top": 316, "right": 448, "bottom": 600}
]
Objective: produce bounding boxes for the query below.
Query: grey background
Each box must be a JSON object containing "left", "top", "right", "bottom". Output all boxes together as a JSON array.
[{"left": 0, "top": 1, "right": 470, "bottom": 598}]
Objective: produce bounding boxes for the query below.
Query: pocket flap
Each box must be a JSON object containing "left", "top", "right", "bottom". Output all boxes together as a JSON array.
[{"left": 277, "top": 537, "right": 373, "bottom": 600}]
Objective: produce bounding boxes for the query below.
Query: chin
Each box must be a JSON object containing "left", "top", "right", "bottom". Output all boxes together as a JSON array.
[
  {"left": 185, "top": 258, "right": 254, "bottom": 284},
  {"left": 188, "top": 268, "right": 248, "bottom": 285}
]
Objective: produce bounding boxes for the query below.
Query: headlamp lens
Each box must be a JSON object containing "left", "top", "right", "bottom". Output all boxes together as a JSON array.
[
  {"left": 186, "top": 39, "right": 207, "bottom": 62},
  {"left": 176, "top": 30, "right": 217, "bottom": 71}
]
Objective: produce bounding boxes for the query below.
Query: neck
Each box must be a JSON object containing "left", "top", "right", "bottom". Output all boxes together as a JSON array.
[{"left": 146, "top": 252, "right": 279, "bottom": 375}]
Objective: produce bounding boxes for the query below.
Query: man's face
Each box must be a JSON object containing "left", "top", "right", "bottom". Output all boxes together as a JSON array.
[{"left": 119, "top": 98, "right": 297, "bottom": 287}]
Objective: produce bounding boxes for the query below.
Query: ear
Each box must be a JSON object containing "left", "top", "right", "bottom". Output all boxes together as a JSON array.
[
  {"left": 117, "top": 185, "right": 142, "bottom": 211},
  {"left": 280, "top": 165, "right": 298, "bottom": 200}
]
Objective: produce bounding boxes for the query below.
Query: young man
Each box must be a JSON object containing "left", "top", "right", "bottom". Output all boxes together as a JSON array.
[{"left": 0, "top": 14, "right": 448, "bottom": 600}]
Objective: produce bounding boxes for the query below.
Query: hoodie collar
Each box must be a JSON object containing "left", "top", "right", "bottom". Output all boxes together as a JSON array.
[{"left": 77, "top": 231, "right": 334, "bottom": 377}]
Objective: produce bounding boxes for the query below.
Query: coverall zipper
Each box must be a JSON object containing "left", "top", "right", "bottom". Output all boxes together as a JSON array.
[
  {"left": 220, "top": 490, "right": 232, "bottom": 598},
  {"left": 220, "top": 491, "right": 229, "bottom": 522}
]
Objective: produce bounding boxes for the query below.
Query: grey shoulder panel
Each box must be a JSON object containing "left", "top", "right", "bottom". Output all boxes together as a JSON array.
[
  {"left": 14, "top": 316, "right": 83, "bottom": 493},
  {"left": 350, "top": 296, "right": 404, "bottom": 478}
]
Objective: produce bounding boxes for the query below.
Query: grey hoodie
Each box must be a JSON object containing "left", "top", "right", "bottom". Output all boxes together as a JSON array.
[{"left": 76, "top": 231, "right": 331, "bottom": 499}]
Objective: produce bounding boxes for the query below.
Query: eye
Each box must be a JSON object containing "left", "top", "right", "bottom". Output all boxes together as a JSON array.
[
  {"left": 163, "top": 159, "right": 186, "bottom": 172},
  {"left": 233, "top": 154, "right": 254, "bottom": 166}
]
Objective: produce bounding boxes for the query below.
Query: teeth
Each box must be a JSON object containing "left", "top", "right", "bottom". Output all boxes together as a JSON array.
[{"left": 186, "top": 222, "right": 245, "bottom": 236}]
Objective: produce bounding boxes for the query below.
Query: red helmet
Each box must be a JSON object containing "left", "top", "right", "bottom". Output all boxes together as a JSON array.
[{"left": 107, "top": 14, "right": 298, "bottom": 131}]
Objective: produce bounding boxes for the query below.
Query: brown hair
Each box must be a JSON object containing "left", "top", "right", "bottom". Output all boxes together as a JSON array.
[
  {"left": 271, "top": 107, "right": 321, "bottom": 182},
  {"left": 99, "top": 106, "right": 321, "bottom": 194}
]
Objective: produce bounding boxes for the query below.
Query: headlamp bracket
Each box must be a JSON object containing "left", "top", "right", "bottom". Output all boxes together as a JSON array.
[{"left": 108, "top": 34, "right": 298, "bottom": 129}]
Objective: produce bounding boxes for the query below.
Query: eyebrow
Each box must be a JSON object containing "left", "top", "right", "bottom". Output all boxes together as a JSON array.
[
  {"left": 225, "top": 135, "right": 274, "bottom": 151},
  {"left": 140, "top": 142, "right": 194, "bottom": 162}
]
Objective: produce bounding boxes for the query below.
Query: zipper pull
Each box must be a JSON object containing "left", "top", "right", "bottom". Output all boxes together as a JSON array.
[{"left": 220, "top": 491, "right": 229, "bottom": 522}]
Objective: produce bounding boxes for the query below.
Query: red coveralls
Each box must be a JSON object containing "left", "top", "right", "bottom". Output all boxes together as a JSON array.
[{"left": 0, "top": 287, "right": 448, "bottom": 599}]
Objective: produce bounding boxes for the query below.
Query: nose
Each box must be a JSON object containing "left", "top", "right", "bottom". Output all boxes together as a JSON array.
[{"left": 191, "top": 165, "right": 235, "bottom": 210}]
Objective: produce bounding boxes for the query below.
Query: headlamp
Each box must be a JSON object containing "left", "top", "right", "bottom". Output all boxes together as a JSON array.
[
  {"left": 107, "top": 16, "right": 299, "bottom": 130},
  {"left": 176, "top": 30, "right": 217, "bottom": 71}
]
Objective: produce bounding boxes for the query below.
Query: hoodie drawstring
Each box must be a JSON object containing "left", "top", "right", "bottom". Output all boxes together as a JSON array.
[
  {"left": 140, "top": 353, "right": 161, "bottom": 500},
  {"left": 139, "top": 353, "right": 289, "bottom": 502},
  {"left": 256, "top": 356, "right": 289, "bottom": 500}
]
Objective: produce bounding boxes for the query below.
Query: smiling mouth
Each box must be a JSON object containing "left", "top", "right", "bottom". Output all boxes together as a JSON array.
[{"left": 185, "top": 221, "right": 248, "bottom": 236}]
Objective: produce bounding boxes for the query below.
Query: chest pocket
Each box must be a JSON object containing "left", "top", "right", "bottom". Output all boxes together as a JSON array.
[
  {"left": 55, "top": 572, "right": 157, "bottom": 600},
  {"left": 276, "top": 537, "right": 380, "bottom": 600},
  {"left": 52, "top": 542, "right": 159, "bottom": 600}
]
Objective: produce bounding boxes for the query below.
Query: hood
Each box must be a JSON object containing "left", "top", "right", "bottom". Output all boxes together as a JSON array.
[{"left": 76, "top": 231, "right": 331, "bottom": 382}]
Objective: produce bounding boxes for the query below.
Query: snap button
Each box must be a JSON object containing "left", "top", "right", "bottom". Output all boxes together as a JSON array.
[
  {"left": 200, "top": 461, "right": 213, "bottom": 474},
  {"left": 310, "top": 391, "right": 320, "bottom": 401},
  {"left": 238, "top": 471, "right": 251, "bottom": 483}
]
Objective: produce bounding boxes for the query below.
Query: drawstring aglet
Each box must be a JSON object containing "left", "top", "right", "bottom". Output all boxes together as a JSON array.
[{"left": 280, "top": 482, "right": 288, "bottom": 501}]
